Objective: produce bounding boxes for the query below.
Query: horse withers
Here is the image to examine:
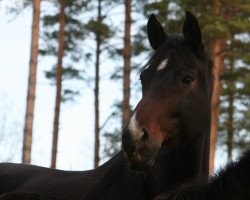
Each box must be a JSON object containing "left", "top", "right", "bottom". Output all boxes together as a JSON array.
[{"left": 0, "top": 12, "right": 213, "bottom": 200}]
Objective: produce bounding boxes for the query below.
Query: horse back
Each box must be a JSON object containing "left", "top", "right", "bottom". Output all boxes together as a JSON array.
[{"left": 0, "top": 153, "right": 150, "bottom": 200}]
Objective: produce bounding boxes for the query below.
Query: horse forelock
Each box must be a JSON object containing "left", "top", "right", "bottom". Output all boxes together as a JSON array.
[{"left": 140, "top": 34, "right": 214, "bottom": 100}]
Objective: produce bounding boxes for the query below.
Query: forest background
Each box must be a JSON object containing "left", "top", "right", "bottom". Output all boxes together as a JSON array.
[{"left": 0, "top": 0, "right": 249, "bottom": 173}]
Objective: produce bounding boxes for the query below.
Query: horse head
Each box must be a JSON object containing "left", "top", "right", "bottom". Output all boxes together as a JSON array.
[{"left": 122, "top": 11, "right": 213, "bottom": 170}]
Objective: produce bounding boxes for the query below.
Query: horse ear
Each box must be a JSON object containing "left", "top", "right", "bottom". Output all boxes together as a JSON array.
[
  {"left": 183, "top": 11, "right": 204, "bottom": 54},
  {"left": 147, "top": 14, "right": 167, "bottom": 50}
]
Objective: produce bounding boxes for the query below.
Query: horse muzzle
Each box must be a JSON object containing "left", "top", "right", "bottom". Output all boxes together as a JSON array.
[{"left": 122, "top": 128, "right": 158, "bottom": 170}]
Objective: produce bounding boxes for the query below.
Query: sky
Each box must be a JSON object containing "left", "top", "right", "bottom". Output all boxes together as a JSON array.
[{"left": 0, "top": 0, "right": 230, "bottom": 171}]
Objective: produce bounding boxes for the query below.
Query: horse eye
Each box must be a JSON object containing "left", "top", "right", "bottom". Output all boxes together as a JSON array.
[{"left": 182, "top": 75, "right": 194, "bottom": 85}]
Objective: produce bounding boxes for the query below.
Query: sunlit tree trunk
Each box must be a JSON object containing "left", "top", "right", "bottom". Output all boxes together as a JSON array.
[
  {"left": 122, "top": 0, "right": 132, "bottom": 129},
  {"left": 22, "top": 0, "right": 41, "bottom": 164},
  {"left": 51, "top": 0, "right": 66, "bottom": 169},
  {"left": 94, "top": 0, "right": 102, "bottom": 169},
  {"left": 209, "top": 38, "right": 225, "bottom": 174},
  {"left": 209, "top": 0, "right": 232, "bottom": 174}
]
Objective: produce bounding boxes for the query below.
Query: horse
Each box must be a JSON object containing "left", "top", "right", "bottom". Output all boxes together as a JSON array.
[
  {"left": 154, "top": 149, "right": 250, "bottom": 200},
  {"left": 122, "top": 10, "right": 213, "bottom": 193},
  {"left": 0, "top": 11, "right": 213, "bottom": 200},
  {"left": 1, "top": 151, "right": 249, "bottom": 200}
]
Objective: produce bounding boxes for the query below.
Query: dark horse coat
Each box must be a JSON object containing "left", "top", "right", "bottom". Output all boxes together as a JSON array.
[
  {"left": 0, "top": 149, "right": 249, "bottom": 200},
  {"left": 155, "top": 149, "right": 250, "bottom": 200}
]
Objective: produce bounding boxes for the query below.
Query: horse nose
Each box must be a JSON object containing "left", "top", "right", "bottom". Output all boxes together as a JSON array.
[
  {"left": 122, "top": 123, "right": 156, "bottom": 170},
  {"left": 122, "top": 126, "right": 149, "bottom": 155},
  {"left": 127, "top": 112, "right": 149, "bottom": 141}
]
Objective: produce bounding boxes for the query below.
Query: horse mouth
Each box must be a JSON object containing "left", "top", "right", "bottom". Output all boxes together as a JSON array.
[
  {"left": 123, "top": 137, "right": 158, "bottom": 170},
  {"left": 123, "top": 150, "right": 155, "bottom": 171},
  {"left": 122, "top": 126, "right": 161, "bottom": 170}
]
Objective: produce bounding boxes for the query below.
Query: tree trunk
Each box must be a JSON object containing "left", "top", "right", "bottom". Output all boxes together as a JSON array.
[
  {"left": 226, "top": 61, "right": 234, "bottom": 162},
  {"left": 209, "top": 0, "right": 232, "bottom": 174},
  {"left": 227, "top": 91, "right": 234, "bottom": 162},
  {"left": 22, "top": 0, "right": 41, "bottom": 164},
  {"left": 94, "top": 0, "right": 102, "bottom": 169},
  {"left": 51, "top": 0, "right": 66, "bottom": 169},
  {"left": 122, "top": 0, "right": 132, "bottom": 129},
  {"left": 209, "top": 38, "right": 225, "bottom": 174}
]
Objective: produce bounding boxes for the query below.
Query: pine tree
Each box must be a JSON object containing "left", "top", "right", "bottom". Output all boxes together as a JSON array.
[
  {"left": 42, "top": 1, "right": 88, "bottom": 102},
  {"left": 51, "top": 0, "right": 66, "bottom": 169},
  {"left": 93, "top": 0, "right": 102, "bottom": 169},
  {"left": 22, "top": 0, "right": 41, "bottom": 164},
  {"left": 122, "top": 0, "right": 132, "bottom": 129},
  {"left": 40, "top": 0, "right": 89, "bottom": 168},
  {"left": 219, "top": 45, "right": 250, "bottom": 161},
  {"left": 83, "top": 0, "right": 116, "bottom": 168}
]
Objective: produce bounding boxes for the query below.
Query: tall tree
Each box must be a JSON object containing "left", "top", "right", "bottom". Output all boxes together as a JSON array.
[
  {"left": 83, "top": 0, "right": 115, "bottom": 168},
  {"left": 22, "top": 0, "right": 41, "bottom": 164},
  {"left": 219, "top": 58, "right": 235, "bottom": 162},
  {"left": 219, "top": 49, "right": 250, "bottom": 162},
  {"left": 91, "top": 0, "right": 102, "bottom": 168},
  {"left": 225, "top": 62, "right": 234, "bottom": 162},
  {"left": 51, "top": 0, "right": 66, "bottom": 169},
  {"left": 210, "top": 38, "right": 226, "bottom": 173},
  {"left": 42, "top": 1, "right": 89, "bottom": 103},
  {"left": 40, "top": 0, "right": 89, "bottom": 168},
  {"left": 122, "top": 0, "right": 132, "bottom": 128},
  {"left": 93, "top": 0, "right": 103, "bottom": 169}
]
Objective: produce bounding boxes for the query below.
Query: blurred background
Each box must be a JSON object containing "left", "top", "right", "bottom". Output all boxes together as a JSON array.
[{"left": 0, "top": 0, "right": 249, "bottom": 173}]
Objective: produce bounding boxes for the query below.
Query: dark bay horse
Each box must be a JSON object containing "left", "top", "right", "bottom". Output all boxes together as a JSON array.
[
  {"left": 0, "top": 12, "right": 213, "bottom": 200},
  {"left": 1, "top": 151, "right": 249, "bottom": 200},
  {"left": 2, "top": 150, "right": 249, "bottom": 200},
  {"left": 155, "top": 149, "right": 250, "bottom": 200}
]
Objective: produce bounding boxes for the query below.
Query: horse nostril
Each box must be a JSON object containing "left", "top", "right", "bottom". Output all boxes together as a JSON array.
[{"left": 141, "top": 127, "right": 149, "bottom": 141}]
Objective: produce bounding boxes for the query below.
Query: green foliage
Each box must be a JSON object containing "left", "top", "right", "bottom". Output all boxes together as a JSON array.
[
  {"left": 103, "top": 129, "right": 121, "bottom": 158},
  {"left": 84, "top": 18, "right": 114, "bottom": 41},
  {"left": 102, "top": 101, "right": 123, "bottom": 159},
  {"left": 219, "top": 61, "right": 250, "bottom": 159},
  {"left": 61, "top": 89, "right": 80, "bottom": 102},
  {"left": 45, "top": 66, "right": 83, "bottom": 81},
  {"left": 40, "top": 0, "right": 90, "bottom": 102}
]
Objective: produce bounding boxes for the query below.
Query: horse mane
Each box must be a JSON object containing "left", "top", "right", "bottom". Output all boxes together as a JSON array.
[{"left": 155, "top": 149, "right": 250, "bottom": 200}]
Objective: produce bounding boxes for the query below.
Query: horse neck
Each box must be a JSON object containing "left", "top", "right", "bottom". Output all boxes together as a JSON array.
[{"left": 151, "top": 129, "right": 210, "bottom": 195}]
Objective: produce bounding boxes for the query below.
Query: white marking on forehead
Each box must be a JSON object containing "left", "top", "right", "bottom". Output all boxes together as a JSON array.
[
  {"left": 128, "top": 112, "right": 144, "bottom": 140},
  {"left": 157, "top": 58, "right": 168, "bottom": 71}
]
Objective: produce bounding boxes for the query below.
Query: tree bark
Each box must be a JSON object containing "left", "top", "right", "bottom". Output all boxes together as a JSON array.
[
  {"left": 94, "top": 0, "right": 102, "bottom": 169},
  {"left": 226, "top": 61, "right": 234, "bottom": 162},
  {"left": 122, "top": 0, "right": 132, "bottom": 129},
  {"left": 51, "top": 0, "right": 66, "bottom": 169},
  {"left": 227, "top": 91, "right": 234, "bottom": 162},
  {"left": 209, "top": 0, "right": 232, "bottom": 174},
  {"left": 22, "top": 0, "right": 41, "bottom": 164},
  {"left": 209, "top": 38, "right": 225, "bottom": 174}
]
